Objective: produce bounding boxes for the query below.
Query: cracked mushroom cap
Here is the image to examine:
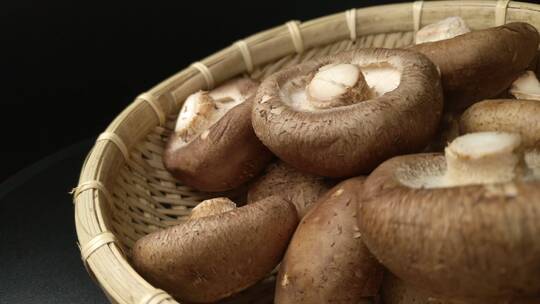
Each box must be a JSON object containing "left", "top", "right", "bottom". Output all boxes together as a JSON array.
[
  {"left": 247, "top": 161, "right": 333, "bottom": 218},
  {"left": 275, "top": 177, "right": 383, "bottom": 304},
  {"left": 132, "top": 196, "right": 298, "bottom": 303},
  {"left": 252, "top": 48, "right": 443, "bottom": 177},
  {"left": 460, "top": 99, "right": 540, "bottom": 148},
  {"left": 411, "top": 22, "right": 539, "bottom": 111},
  {"left": 357, "top": 132, "right": 540, "bottom": 301},
  {"left": 163, "top": 77, "right": 274, "bottom": 192}
]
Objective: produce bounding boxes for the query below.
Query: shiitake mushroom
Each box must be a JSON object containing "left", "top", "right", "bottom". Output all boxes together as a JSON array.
[
  {"left": 357, "top": 132, "right": 540, "bottom": 301},
  {"left": 411, "top": 22, "right": 539, "bottom": 110},
  {"left": 275, "top": 177, "right": 383, "bottom": 304},
  {"left": 132, "top": 196, "right": 298, "bottom": 303},
  {"left": 163, "top": 77, "right": 273, "bottom": 192},
  {"left": 252, "top": 48, "right": 443, "bottom": 178}
]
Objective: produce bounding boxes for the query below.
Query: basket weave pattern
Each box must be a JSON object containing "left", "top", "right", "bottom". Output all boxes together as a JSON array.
[{"left": 73, "top": 1, "right": 540, "bottom": 303}]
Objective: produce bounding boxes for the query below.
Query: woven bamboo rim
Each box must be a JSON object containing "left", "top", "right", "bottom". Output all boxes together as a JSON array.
[{"left": 73, "top": 1, "right": 540, "bottom": 303}]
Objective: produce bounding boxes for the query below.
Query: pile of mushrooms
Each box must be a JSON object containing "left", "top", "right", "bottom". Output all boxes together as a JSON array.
[{"left": 130, "top": 16, "right": 540, "bottom": 304}]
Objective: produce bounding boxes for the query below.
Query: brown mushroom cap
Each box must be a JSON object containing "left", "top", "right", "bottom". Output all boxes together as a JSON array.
[
  {"left": 132, "top": 195, "right": 298, "bottom": 303},
  {"left": 382, "top": 272, "right": 540, "bottom": 304},
  {"left": 411, "top": 22, "right": 539, "bottom": 111},
  {"left": 163, "top": 78, "right": 274, "bottom": 192},
  {"left": 252, "top": 48, "right": 443, "bottom": 177},
  {"left": 247, "top": 161, "right": 333, "bottom": 218},
  {"left": 423, "top": 112, "right": 461, "bottom": 153},
  {"left": 460, "top": 99, "right": 540, "bottom": 148},
  {"left": 357, "top": 152, "right": 540, "bottom": 300},
  {"left": 381, "top": 272, "right": 464, "bottom": 304},
  {"left": 275, "top": 177, "right": 383, "bottom": 304}
]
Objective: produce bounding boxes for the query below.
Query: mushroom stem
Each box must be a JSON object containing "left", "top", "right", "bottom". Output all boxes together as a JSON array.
[
  {"left": 306, "top": 63, "right": 372, "bottom": 109},
  {"left": 190, "top": 197, "right": 236, "bottom": 219},
  {"left": 444, "top": 132, "right": 523, "bottom": 186},
  {"left": 510, "top": 71, "right": 540, "bottom": 101}
]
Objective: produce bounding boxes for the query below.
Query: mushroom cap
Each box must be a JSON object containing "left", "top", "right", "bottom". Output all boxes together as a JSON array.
[
  {"left": 164, "top": 94, "right": 274, "bottom": 192},
  {"left": 275, "top": 177, "right": 383, "bottom": 304},
  {"left": 252, "top": 48, "right": 443, "bottom": 177},
  {"left": 423, "top": 112, "right": 461, "bottom": 153},
  {"left": 382, "top": 272, "right": 540, "bottom": 304},
  {"left": 247, "top": 161, "right": 333, "bottom": 218},
  {"left": 460, "top": 99, "right": 540, "bottom": 148},
  {"left": 357, "top": 153, "right": 540, "bottom": 300},
  {"left": 411, "top": 22, "right": 539, "bottom": 111},
  {"left": 132, "top": 195, "right": 298, "bottom": 303},
  {"left": 381, "top": 272, "right": 463, "bottom": 304}
]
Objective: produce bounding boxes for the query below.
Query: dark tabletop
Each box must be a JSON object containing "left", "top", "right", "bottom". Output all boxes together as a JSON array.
[{"left": 0, "top": 138, "right": 107, "bottom": 303}]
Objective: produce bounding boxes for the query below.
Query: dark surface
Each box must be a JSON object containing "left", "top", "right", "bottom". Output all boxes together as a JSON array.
[
  {"left": 0, "top": 139, "right": 107, "bottom": 303},
  {"left": 1, "top": 1, "right": 410, "bottom": 303},
  {"left": 1, "top": 0, "right": 407, "bottom": 182}
]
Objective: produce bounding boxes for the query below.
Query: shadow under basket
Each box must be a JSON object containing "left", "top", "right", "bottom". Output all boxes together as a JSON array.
[{"left": 73, "top": 1, "right": 540, "bottom": 303}]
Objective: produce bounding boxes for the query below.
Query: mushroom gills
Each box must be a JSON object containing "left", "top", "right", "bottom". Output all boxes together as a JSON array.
[
  {"left": 190, "top": 197, "right": 237, "bottom": 219},
  {"left": 510, "top": 71, "right": 540, "bottom": 101},
  {"left": 415, "top": 16, "right": 471, "bottom": 44},
  {"left": 283, "top": 62, "right": 401, "bottom": 111},
  {"left": 398, "top": 132, "right": 531, "bottom": 188},
  {"left": 173, "top": 88, "right": 250, "bottom": 148}
]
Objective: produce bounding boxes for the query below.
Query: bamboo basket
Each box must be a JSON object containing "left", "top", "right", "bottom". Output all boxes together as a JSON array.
[{"left": 73, "top": 1, "right": 540, "bottom": 303}]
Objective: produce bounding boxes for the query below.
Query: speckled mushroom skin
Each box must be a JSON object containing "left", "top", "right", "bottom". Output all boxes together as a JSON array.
[
  {"left": 132, "top": 196, "right": 298, "bottom": 303},
  {"left": 357, "top": 154, "right": 540, "bottom": 301},
  {"left": 247, "top": 161, "right": 333, "bottom": 217},
  {"left": 381, "top": 272, "right": 540, "bottom": 304},
  {"left": 381, "top": 272, "right": 464, "bottom": 304},
  {"left": 460, "top": 99, "right": 540, "bottom": 147},
  {"left": 411, "top": 22, "right": 539, "bottom": 111},
  {"left": 275, "top": 177, "right": 383, "bottom": 304},
  {"left": 163, "top": 96, "right": 274, "bottom": 192},
  {"left": 252, "top": 48, "right": 443, "bottom": 178}
]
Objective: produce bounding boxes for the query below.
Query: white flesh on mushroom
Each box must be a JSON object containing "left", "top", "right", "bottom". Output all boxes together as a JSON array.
[
  {"left": 509, "top": 71, "right": 540, "bottom": 101},
  {"left": 415, "top": 16, "right": 471, "bottom": 44},
  {"left": 399, "top": 132, "right": 536, "bottom": 188},
  {"left": 282, "top": 62, "right": 401, "bottom": 112},
  {"left": 190, "top": 197, "right": 237, "bottom": 219},
  {"left": 307, "top": 63, "right": 361, "bottom": 102},
  {"left": 361, "top": 63, "right": 401, "bottom": 97},
  {"left": 173, "top": 84, "right": 250, "bottom": 149},
  {"left": 444, "top": 132, "right": 522, "bottom": 186}
]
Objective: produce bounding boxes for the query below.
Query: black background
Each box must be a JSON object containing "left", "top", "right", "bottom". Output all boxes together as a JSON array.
[
  {"left": 1, "top": 0, "right": 407, "bottom": 182},
  {"left": 2, "top": 1, "right": 410, "bottom": 303}
]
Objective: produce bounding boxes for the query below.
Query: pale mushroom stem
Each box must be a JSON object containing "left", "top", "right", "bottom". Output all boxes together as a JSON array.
[
  {"left": 190, "top": 197, "right": 237, "bottom": 219},
  {"left": 306, "top": 63, "right": 372, "bottom": 109},
  {"left": 510, "top": 70, "right": 540, "bottom": 101},
  {"left": 444, "top": 132, "right": 524, "bottom": 186}
]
